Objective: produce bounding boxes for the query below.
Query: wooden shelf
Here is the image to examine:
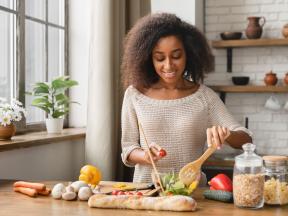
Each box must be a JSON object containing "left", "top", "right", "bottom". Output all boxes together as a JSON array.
[
  {"left": 211, "top": 38, "right": 288, "bottom": 48},
  {"left": 209, "top": 85, "right": 288, "bottom": 93},
  {"left": 211, "top": 38, "right": 288, "bottom": 72},
  {"left": 209, "top": 85, "right": 288, "bottom": 103}
]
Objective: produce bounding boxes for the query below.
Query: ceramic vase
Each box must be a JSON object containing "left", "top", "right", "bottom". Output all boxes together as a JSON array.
[
  {"left": 245, "top": 16, "right": 266, "bottom": 39},
  {"left": 264, "top": 71, "right": 278, "bottom": 86},
  {"left": 0, "top": 124, "right": 16, "bottom": 140}
]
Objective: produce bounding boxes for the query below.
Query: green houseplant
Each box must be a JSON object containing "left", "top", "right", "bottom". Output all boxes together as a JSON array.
[{"left": 27, "top": 76, "right": 78, "bottom": 133}]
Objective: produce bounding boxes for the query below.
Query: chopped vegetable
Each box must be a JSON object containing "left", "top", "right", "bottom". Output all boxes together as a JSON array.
[{"left": 159, "top": 172, "right": 198, "bottom": 196}]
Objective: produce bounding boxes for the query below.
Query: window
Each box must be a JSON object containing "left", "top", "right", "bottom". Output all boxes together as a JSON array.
[{"left": 0, "top": 0, "right": 68, "bottom": 129}]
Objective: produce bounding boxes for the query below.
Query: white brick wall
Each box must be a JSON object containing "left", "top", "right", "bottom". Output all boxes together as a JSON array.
[{"left": 204, "top": 0, "right": 288, "bottom": 156}]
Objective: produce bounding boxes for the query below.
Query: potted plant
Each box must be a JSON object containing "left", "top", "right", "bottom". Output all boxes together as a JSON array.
[
  {"left": 0, "top": 98, "right": 27, "bottom": 140},
  {"left": 27, "top": 76, "right": 78, "bottom": 133}
]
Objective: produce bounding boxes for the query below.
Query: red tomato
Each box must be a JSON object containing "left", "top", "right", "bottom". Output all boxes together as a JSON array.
[
  {"left": 158, "top": 149, "right": 167, "bottom": 157},
  {"left": 117, "top": 191, "right": 125, "bottom": 195},
  {"left": 125, "top": 191, "right": 133, "bottom": 195},
  {"left": 111, "top": 190, "right": 119, "bottom": 195},
  {"left": 136, "top": 192, "right": 143, "bottom": 196}
]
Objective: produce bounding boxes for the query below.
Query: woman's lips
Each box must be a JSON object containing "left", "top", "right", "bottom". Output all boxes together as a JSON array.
[{"left": 162, "top": 72, "right": 176, "bottom": 78}]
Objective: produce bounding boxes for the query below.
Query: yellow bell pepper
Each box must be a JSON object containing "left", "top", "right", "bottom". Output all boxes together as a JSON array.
[{"left": 79, "top": 164, "right": 102, "bottom": 186}]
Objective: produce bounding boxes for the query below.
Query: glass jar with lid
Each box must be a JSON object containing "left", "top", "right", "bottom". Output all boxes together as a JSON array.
[
  {"left": 263, "top": 155, "right": 288, "bottom": 205},
  {"left": 233, "top": 143, "right": 264, "bottom": 209}
]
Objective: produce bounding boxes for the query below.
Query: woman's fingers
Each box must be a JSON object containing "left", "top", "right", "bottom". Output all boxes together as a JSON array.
[
  {"left": 206, "top": 128, "right": 213, "bottom": 147},
  {"left": 207, "top": 126, "right": 231, "bottom": 149},
  {"left": 212, "top": 126, "right": 221, "bottom": 149}
]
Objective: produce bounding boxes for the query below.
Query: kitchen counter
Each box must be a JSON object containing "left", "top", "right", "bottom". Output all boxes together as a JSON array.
[{"left": 0, "top": 180, "right": 287, "bottom": 216}]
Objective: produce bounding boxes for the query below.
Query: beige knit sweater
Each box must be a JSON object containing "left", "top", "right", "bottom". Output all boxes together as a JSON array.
[{"left": 121, "top": 84, "right": 252, "bottom": 183}]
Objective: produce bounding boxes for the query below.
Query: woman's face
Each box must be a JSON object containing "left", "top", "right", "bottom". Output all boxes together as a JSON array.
[{"left": 152, "top": 35, "right": 186, "bottom": 86}]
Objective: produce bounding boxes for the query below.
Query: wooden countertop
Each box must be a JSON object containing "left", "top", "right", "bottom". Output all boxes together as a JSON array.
[{"left": 0, "top": 180, "right": 287, "bottom": 216}]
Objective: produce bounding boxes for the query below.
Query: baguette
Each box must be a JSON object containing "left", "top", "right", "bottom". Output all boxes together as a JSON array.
[{"left": 88, "top": 194, "right": 197, "bottom": 212}]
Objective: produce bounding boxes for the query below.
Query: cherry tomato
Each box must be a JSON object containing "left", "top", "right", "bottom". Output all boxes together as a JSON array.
[
  {"left": 136, "top": 191, "right": 143, "bottom": 196},
  {"left": 111, "top": 190, "right": 119, "bottom": 195},
  {"left": 158, "top": 149, "right": 167, "bottom": 157},
  {"left": 117, "top": 191, "right": 125, "bottom": 195}
]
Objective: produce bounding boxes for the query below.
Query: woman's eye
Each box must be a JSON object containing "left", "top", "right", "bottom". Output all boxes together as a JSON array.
[
  {"left": 172, "top": 53, "right": 181, "bottom": 59},
  {"left": 154, "top": 56, "right": 165, "bottom": 61}
]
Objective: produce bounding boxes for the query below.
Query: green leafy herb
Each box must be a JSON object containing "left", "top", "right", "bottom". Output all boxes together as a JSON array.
[{"left": 26, "top": 76, "right": 79, "bottom": 118}]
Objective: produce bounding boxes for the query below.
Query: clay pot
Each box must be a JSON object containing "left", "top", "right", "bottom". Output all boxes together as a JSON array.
[
  {"left": 284, "top": 73, "right": 288, "bottom": 85},
  {"left": 282, "top": 24, "right": 288, "bottom": 38},
  {"left": 0, "top": 124, "right": 16, "bottom": 140},
  {"left": 264, "top": 71, "right": 278, "bottom": 86},
  {"left": 245, "top": 16, "right": 266, "bottom": 39}
]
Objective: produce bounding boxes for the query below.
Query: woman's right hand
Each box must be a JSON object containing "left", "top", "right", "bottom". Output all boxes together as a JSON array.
[
  {"left": 142, "top": 142, "right": 167, "bottom": 165},
  {"left": 128, "top": 142, "right": 167, "bottom": 165}
]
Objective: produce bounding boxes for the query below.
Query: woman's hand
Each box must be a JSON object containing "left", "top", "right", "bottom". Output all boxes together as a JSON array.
[
  {"left": 127, "top": 142, "right": 167, "bottom": 166},
  {"left": 143, "top": 142, "right": 167, "bottom": 165},
  {"left": 206, "top": 126, "right": 230, "bottom": 149}
]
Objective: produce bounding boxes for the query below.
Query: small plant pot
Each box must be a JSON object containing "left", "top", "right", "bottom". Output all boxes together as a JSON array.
[
  {"left": 45, "top": 118, "right": 64, "bottom": 134},
  {"left": 0, "top": 124, "right": 16, "bottom": 140}
]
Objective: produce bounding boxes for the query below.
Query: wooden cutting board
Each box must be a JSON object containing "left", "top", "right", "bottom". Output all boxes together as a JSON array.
[{"left": 97, "top": 181, "right": 159, "bottom": 196}]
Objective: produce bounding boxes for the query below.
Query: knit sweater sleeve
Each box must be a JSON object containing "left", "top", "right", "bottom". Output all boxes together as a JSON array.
[
  {"left": 121, "top": 86, "right": 141, "bottom": 167},
  {"left": 204, "top": 86, "right": 253, "bottom": 137}
]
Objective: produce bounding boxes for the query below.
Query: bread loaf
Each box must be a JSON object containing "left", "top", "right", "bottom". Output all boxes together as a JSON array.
[{"left": 88, "top": 194, "right": 197, "bottom": 212}]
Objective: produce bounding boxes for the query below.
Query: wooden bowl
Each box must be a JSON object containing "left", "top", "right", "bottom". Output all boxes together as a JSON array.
[{"left": 220, "top": 32, "right": 242, "bottom": 40}]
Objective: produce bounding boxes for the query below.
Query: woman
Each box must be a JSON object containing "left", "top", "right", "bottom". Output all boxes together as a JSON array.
[{"left": 121, "top": 13, "right": 252, "bottom": 184}]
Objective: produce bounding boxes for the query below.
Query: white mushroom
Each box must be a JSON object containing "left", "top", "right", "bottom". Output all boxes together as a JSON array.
[
  {"left": 65, "top": 185, "right": 75, "bottom": 193},
  {"left": 78, "top": 187, "right": 93, "bottom": 201},
  {"left": 52, "top": 183, "right": 65, "bottom": 199},
  {"left": 62, "top": 191, "right": 77, "bottom": 201},
  {"left": 70, "top": 181, "right": 88, "bottom": 193}
]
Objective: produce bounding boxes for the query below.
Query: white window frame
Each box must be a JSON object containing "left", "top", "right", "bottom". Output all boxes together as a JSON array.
[{"left": 0, "top": 0, "right": 69, "bottom": 132}]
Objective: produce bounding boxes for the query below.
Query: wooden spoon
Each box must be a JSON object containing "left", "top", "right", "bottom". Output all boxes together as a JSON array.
[{"left": 179, "top": 143, "right": 217, "bottom": 186}]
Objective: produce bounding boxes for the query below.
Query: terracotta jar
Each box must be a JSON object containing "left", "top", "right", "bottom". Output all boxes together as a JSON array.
[
  {"left": 0, "top": 124, "right": 16, "bottom": 140},
  {"left": 264, "top": 71, "right": 278, "bottom": 86},
  {"left": 284, "top": 72, "right": 288, "bottom": 85},
  {"left": 245, "top": 16, "right": 266, "bottom": 39},
  {"left": 282, "top": 24, "right": 288, "bottom": 38}
]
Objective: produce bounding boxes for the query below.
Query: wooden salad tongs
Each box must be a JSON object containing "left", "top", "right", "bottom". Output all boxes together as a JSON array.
[
  {"left": 138, "top": 123, "right": 165, "bottom": 194},
  {"left": 179, "top": 142, "right": 217, "bottom": 186}
]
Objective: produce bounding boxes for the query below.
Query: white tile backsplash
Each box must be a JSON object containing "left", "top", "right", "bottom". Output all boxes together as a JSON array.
[{"left": 205, "top": 0, "right": 288, "bottom": 156}]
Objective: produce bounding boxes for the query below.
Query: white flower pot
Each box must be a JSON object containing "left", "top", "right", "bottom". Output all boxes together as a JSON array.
[{"left": 45, "top": 118, "right": 64, "bottom": 134}]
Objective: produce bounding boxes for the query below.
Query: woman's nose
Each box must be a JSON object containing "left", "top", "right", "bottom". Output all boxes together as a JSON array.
[{"left": 163, "top": 58, "right": 173, "bottom": 70}]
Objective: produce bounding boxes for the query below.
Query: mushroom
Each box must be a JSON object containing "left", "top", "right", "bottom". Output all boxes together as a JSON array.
[
  {"left": 52, "top": 183, "right": 66, "bottom": 199},
  {"left": 70, "top": 181, "right": 88, "bottom": 193},
  {"left": 62, "top": 191, "right": 77, "bottom": 201},
  {"left": 78, "top": 187, "right": 93, "bottom": 201}
]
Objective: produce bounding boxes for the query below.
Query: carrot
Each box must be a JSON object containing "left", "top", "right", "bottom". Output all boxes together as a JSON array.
[
  {"left": 13, "top": 181, "right": 46, "bottom": 191},
  {"left": 37, "top": 188, "right": 51, "bottom": 196},
  {"left": 14, "top": 187, "right": 37, "bottom": 197}
]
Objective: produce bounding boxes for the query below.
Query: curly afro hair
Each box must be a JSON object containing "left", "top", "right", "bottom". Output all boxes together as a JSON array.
[{"left": 121, "top": 13, "right": 214, "bottom": 90}]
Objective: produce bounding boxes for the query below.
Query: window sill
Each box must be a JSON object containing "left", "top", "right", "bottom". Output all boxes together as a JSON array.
[{"left": 0, "top": 128, "right": 86, "bottom": 152}]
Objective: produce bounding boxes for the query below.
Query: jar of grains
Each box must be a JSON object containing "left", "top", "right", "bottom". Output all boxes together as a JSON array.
[
  {"left": 233, "top": 143, "right": 264, "bottom": 209},
  {"left": 262, "top": 155, "right": 288, "bottom": 205}
]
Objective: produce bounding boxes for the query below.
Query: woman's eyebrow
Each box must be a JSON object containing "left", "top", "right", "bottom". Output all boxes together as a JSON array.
[{"left": 153, "top": 48, "right": 182, "bottom": 54}]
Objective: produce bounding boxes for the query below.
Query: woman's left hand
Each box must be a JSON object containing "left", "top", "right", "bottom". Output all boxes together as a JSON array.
[{"left": 206, "top": 126, "right": 230, "bottom": 149}]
